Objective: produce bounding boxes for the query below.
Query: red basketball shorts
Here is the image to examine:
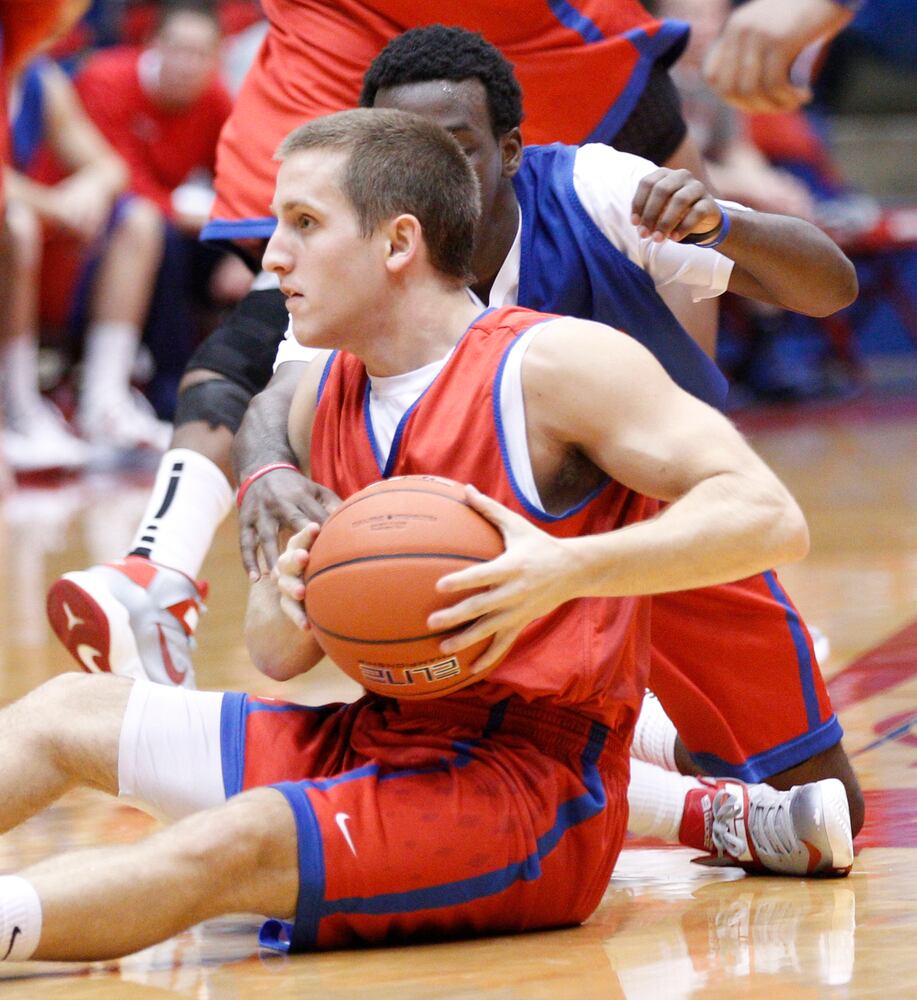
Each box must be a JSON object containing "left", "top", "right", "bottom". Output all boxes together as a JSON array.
[
  {"left": 650, "top": 570, "right": 841, "bottom": 781},
  {"left": 220, "top": 692, "right": 631, "bottom": 952}
]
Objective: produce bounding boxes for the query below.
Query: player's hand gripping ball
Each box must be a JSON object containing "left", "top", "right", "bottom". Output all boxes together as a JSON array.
[{"left": 304, "top": 476, "right": 505, "bottom": 699}]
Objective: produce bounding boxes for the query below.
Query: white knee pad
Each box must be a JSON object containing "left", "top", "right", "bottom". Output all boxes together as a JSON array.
[{"left": 118, "top": 680, "right": 227, "bottom": 820}]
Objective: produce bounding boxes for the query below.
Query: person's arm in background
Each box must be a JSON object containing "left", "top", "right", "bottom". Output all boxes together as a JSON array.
[
  {"left": 704, "top": 0, "right": 857, "bottom": 113},
  {"left": 5, "top": 60, "right": 126, "bottom": 241}
]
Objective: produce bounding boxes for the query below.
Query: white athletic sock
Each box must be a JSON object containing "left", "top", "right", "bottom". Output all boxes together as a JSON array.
[
  {"left": 80, "top": 320, "right": 141, "bottom": 414},
  {"left": 630, "top": 691, "right": 678, "bottom": 771},
  {"left": 127, "top": 448, "right": 234, "bottom": 578},
  {"left": 0, "top": 876, "right": 42, "bottom": 962},
  {"left": 627, "top": 759, "right": 704, "bottom": 841},
  {"left": 0, "top": 335, "right": 44, "bottom": 427}
]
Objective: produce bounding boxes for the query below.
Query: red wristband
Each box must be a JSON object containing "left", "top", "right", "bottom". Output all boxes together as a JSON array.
[{"left": 236, "top": 462, "right": 300, "bottom": 508}]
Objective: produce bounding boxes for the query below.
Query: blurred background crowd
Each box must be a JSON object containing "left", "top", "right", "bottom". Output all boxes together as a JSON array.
[{"left": 1, "top": 0, "right": 915, "bottom": 482}]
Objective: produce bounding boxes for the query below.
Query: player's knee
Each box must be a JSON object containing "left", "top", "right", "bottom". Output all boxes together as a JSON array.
[
  {"left": 167, "top": 791, "right": 296, "bottom": 907},
  {"left": 117, "top": 196, "right": 165, "bottom": 249},
  {"left": 174, "top": 374, "right": 251, "bottom": 434}
]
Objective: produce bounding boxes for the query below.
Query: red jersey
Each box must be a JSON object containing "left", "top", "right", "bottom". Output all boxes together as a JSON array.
[
  {"left": 74, "top": 46, "right": 232, "bottom": 217},
  {"left": 205, "top": 0, "right": 688, "bottom": 240},
  {"left": 310, "top": 306, "right": 658, "bottom": 727}
]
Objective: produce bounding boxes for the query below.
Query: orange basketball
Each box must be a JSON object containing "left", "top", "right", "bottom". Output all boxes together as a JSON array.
[{"left": 304, "top": 475, "right": 505, "bottom": 699}]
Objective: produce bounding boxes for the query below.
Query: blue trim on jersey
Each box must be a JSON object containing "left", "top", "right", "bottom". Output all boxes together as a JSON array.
[
  {"left": 492, "top": 329, "right": 609, "bottom": 523},
  {"left": 269, "top": 781, "right": 326, "bottom": 952},
  {"left": 584, "top": 21, "right": 689, "bottom": 145},
  {"left": 200, "top": 217, "right": 277, "bottom": 242},
  {"left": 219, "top": 692, "right": 247, "bottom": 798},
  {"left": 689, "top": 714, "right": 843, "bottom": 783},
  {"left": 244, "top": 700, "right": 325, "bottom": 715},
  {"left": 762, "top": 570, "right": 822, "bottom": 729},
  {"left": 316, "top": 351, "right": 338, "bottom": 406},
  {"left": 546, "top": 0, "right": 604, "bottom": 43}
]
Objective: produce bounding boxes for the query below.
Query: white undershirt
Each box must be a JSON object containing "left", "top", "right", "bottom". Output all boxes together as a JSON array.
[{"left": 365, "top": 323, "right": 547, "bottom": 511}]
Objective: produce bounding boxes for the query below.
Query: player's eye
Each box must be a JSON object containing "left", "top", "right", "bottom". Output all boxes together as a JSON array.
[{"left": 297, "top": 215, "right": 315, "bottom": 230}]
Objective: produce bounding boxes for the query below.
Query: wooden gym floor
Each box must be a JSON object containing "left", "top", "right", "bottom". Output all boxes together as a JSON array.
[{"left": 0, "top": 391, "right": 915, "bottom": 998}]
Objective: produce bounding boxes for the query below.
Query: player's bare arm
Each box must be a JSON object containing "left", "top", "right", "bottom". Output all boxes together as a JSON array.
[
  {"left": 244, "top": 354, "right": 336, "bottom": 676},
  {"left": 234, "top": 358, "right": 340, "bottom": 579},
  {"left": 432, "top": 318, "right": 809, "bottom": 668},
  {"left": 631, "top": 167, "right": 857, "bottom": 316}
]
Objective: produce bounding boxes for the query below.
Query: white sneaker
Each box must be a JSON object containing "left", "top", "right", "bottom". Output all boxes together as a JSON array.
[
  {"left": 700, "top": 778, "right": 854, "bottom": 877},
  {"left": 47, "top": 556, "right": 207, "bottom": 688},
  {"left": 1, "top": 400, "right": 91, "bottom": 471},
  {"left": 78, "top": 390, "right": 172, "bottom": 452}
]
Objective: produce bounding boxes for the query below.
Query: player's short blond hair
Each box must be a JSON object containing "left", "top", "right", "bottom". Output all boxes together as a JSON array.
[{"left": 277, "top": 108, "right": 480, "bottom": 282}]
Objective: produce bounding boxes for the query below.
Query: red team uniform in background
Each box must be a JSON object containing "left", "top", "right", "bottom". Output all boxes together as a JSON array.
[
  {"left": 73, "top": 46, "right": 232, "bottom": 218},
  {"left": 205, "top": 0, "right": 688, "bottom": 240},
  {"left": 226, "top": 307, "right": 654, "bottom": 950}
]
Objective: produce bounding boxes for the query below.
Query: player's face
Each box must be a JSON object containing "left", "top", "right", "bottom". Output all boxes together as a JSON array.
[
  {"left": 372, "top": 78, "right": 518, "bottom": 221},
  {"left": 264, "top": 150, "right": 386, "bottom": 349},
  {"left": 154, "top": 12, "right": 221, "bottom": 106}
]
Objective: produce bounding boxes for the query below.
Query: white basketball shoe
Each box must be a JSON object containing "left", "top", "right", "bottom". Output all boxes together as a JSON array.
[
  {"left": 46, "top": 556, "right": 207, "bottom": 688},
  {"left": 688, "top": 777, "right": 854, "bottom": 877}
]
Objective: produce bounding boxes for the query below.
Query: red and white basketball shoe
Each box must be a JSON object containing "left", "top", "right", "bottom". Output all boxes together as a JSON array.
[
  {"left": 46, "top": 557, "right": 207, "bottom": 688},
  {"left": 680, "top": 777, "right": 854, "bottom": 877}
]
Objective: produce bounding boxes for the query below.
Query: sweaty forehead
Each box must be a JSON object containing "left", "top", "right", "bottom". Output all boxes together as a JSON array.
[{"left": 373, "top": 78, "right": 491, "bottom": 134}]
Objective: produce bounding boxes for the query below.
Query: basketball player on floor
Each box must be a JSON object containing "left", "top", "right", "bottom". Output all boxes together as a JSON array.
[
  {"left": 45, "top": 3, "right": 714, "bottom": 687},
  {"left": 47, "top": 27, "right": 863, "bottom": 870},
  {"left": 0, "top": 110, "right": 838, "bottom": 964}
]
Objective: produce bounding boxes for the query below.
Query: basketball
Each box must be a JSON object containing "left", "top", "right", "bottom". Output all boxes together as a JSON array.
[{"left": 304, "top": 475, "right": 505, "bottom": 699}]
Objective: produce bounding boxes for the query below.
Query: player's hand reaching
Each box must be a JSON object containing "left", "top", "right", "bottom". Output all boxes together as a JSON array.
[
  {"left": 631, "top": 168, "right": 724, "bottom": 244},
  {"left": 429, "top": 485, "right": 583, "bottom": 673},
  {"left": 702, "top": 0, "right": 854, "bottom": 114},
  {"left": 273, "top": 522, "right": 321, "bottom": 630},
  {"left": 239, "top": 469, "right": 341, "bottom": 581}
]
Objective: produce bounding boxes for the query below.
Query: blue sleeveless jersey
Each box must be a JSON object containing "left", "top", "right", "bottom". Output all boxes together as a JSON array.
[{"left": 514, "top": 143, "right": 728, "bottom": 409}]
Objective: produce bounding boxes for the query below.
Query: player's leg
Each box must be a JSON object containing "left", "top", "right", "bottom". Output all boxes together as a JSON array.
[
  {"left": 0, "top": 672, "right": 131, "bottom": 832},
  {"left": 0, "top": 787, "right": 298, "bottom": 962},
  {"left": 46, "top": 284, "right": 289, "bottom": 687},
  {"left": 77, "top": 196, "right": 171, "bottom": 450},
  {"left": 0, "top": 200, "right": 90, "bottom": 471}
]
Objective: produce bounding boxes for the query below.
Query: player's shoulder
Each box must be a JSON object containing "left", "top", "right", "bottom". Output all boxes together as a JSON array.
[{"left": 522, "top": 316, "right": 630, "bottom": 375}]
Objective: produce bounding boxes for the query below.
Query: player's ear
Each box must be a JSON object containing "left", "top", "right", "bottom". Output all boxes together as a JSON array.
[
  {"left": 384, "top": 214, "right": 422, "bottom": 274},
  {"left": 500, "top": 128, "right": 523, "bottom": 178}
]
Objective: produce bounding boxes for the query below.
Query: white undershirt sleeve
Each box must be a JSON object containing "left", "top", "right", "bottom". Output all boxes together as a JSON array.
[{"left": 571, "top": 143, "right": 746, "bottom": 302}]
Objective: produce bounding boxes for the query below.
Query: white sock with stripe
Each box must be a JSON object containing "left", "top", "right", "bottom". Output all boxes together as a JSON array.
[
  {"left": 127, "top": 448, "right": 234, "bottom": 578},
  {"left": 0, "top": 876, "right": 42, "bottom": 962}
]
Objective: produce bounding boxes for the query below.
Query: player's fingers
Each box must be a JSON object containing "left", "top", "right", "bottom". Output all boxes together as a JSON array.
[
  {"left": 279, "top": 592, "right": 309, "bottom": 631},
  {"left": 258, "top": 516, "right": 282, "bottom": 574},
  {"left": 430, "top": 583, "right": 517, "bottom": 634},
  {"left": 469, "top": 628, "right": 518, "bottom": 675},
  {"left": 671, "top": 201, "right": 722, "bottom": 242},
  {"left": 435, "top": 556, "right": 511, "bottom": 596},
  {"left": 634, "top": 171, "right": 692, "bottom": 236},
  {"left": 651, "top": 182, "right": 708, "bottom": 240},
  {"left": 630, "top": 168, "right": 668, "bottom": 223},
  {"left": 239, "top": 522, "right": 262, "bottom": 581},
  {"left": 463, "top": 483, "right": 527, "bottom": 537}
]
